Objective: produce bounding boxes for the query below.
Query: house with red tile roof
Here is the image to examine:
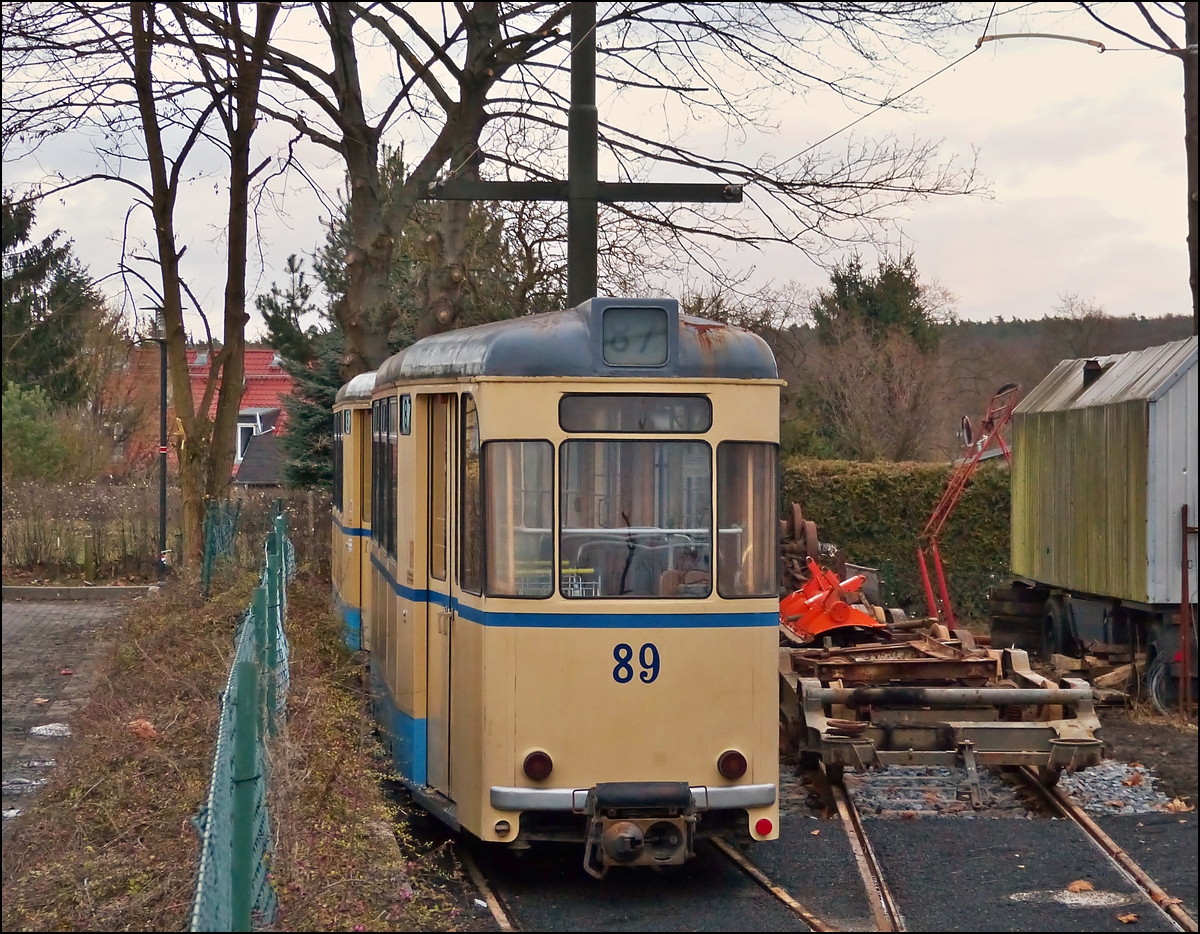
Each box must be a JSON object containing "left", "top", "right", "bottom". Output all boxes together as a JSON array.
[
  {"left": 116, "top": 345, "right": 296, "bottom": 483},
  {"left": 187, "top": 347, "right": 293, "bottom": 478}
]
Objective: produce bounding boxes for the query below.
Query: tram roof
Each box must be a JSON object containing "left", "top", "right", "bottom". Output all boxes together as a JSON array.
[
  {"left": 374, "top": 297, "right": 777, "bottom": 387},
  {"left": 335, "top": 370, "right": 377, "bottom": 405}
]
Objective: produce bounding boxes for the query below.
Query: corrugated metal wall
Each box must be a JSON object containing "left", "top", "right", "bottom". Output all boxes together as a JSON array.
[
  {"left": 1146, "top": 362, "right": 1199, "bottom": 604},
  {"left": 1011, "top": 400, "right": 1149, "bottom": 602}
]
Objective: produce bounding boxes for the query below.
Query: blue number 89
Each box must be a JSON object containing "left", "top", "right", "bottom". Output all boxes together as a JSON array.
[{"left": 612, "top": 642, "right": 660, "bottom": 684}]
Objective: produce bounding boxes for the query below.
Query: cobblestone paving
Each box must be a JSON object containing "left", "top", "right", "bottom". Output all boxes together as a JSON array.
[{"left": 2, "top": 600, "right": 126, "bottom": 838}]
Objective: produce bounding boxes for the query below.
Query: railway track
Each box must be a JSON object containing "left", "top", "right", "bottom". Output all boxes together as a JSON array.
[{"left": 458, "top": 765, "right": 1197, "bottom": 932}]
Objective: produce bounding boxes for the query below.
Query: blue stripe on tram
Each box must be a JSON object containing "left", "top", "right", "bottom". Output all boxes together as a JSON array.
[{"left": 369, "top": 552, "right": 775, "bottom": 629}]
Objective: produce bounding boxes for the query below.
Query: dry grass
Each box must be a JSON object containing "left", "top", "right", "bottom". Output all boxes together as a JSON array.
[
  {"left": 2, "top": 555, "right": 476, "bottom": 932},
  {"left": 1122, "top": 700, "right": 1199, "bottom": 732},
  {"left": 266, "top": 575, "right": 471, "bottom": 932},
  {"left": 1, "top": 572, "right": 255, "bottom": 931}
]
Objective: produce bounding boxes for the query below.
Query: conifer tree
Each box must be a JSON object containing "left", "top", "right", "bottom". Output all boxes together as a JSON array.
[{"left": 2, "top": 191, "right": 104, "bottom": 407}]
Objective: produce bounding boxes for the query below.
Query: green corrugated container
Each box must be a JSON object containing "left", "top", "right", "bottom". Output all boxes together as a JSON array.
[{"left": 1011, "top": 337, "right": 1197, "bottom": 606}]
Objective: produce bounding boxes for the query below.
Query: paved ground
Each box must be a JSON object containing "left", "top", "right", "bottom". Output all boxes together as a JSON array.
[
  {"left": 471, "top": 838, "right": 811, "bottom": 933},
  {"left": 1, "top": 600, "right": 126, "bottom": 837},
  {"left": 1097, "top": 812, "right": 1198, "bottom": 919},
  {"left": 865, "top": 817, "right": 1173, "bottom": 932}
]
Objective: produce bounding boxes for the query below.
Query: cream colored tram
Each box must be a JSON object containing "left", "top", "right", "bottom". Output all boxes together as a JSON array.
[
  {"left": 364, "top": 298, "right": 780, "bottom": 876},
  {"left": 332, "top": 371, "right": 376, "bottom": 651}
]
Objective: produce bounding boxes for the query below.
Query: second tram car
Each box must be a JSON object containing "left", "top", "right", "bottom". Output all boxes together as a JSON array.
[
  {"left": 332, "top": 370, "right": 376, "bottom": 651},
  {"left": 352, "top": 297, "right": 782, "bottom": 876}
]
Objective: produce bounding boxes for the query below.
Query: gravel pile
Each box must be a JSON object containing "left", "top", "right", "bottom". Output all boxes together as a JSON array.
[
  {"left": 1058, "top": 759, "right": 1172, "bottom": 814},
  {"left": 845, "top": 765, "right": 1031, "bottom": 818}
]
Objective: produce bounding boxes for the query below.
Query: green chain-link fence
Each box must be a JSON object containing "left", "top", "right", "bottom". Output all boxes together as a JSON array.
[
  {"left": 201, "top": 499, "right": 242, "bottom": 597},
  {"left": 190, "top": 508, "right": 294, "bottom": 932}
]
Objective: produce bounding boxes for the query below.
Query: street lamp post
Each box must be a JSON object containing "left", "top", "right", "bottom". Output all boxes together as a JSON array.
[{"left": 156, "top": 310, "right": 168, "bottom": 577}]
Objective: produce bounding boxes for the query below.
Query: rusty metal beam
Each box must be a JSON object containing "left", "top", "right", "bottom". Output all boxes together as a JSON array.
[{"left": 792, "top": 657, "right": 1000, "bottom": 684}]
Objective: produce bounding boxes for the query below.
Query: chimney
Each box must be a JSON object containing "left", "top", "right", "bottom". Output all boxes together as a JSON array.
[{"left": 1083, "top": 359, "right": 1103, "bottom": 388}]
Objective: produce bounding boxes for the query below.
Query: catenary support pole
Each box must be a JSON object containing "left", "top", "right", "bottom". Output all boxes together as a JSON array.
[{"left": 567, "top": 1, "right": 598, "bottom": 307}]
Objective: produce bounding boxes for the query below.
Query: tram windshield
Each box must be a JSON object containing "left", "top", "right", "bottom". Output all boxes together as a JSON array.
[{"left": 560, "top": 440, "right": 712, "bottom": 598}]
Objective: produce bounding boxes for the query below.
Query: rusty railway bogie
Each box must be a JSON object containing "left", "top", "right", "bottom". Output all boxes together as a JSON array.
[{"left": 781, "top": 644, "right": 1103, "bottom": 784}]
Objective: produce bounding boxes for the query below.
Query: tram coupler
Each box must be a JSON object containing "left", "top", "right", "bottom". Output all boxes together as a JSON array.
[{"left": 581, "top": 782, "right": 696, "bottom": 878}]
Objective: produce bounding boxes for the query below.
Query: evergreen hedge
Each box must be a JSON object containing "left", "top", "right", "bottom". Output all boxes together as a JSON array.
[{"left": 781, "top": 457, "right": 1011, "bottom": 622}]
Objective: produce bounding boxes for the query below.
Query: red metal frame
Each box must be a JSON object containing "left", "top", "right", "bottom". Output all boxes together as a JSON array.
[{"left": 917, "top": 383, "right": 1021, "bottom": 626}]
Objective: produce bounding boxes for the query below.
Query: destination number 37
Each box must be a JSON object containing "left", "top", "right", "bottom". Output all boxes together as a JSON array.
[{"left": 612, "top": 643, "right": 660, "bottom": 684}]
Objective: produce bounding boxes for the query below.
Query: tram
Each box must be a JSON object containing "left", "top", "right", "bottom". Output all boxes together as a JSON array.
[
  {"left": 349, "top": 297, "right": 782, "bottom": 876},
  {"left": 332, "top": 370, "right": 376, "bottom": 651}
]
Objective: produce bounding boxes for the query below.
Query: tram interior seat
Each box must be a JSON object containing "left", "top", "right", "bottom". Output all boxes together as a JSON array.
[
  {"left": 572, "top": 540, "right": 630, "bottom": 596},
  {"left": 569, "top": 538, "right": 710, "bottom": 597}
]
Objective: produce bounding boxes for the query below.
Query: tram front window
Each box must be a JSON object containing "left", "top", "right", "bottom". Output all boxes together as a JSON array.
[{"left": 560, "top": 440, "right": 712, "bottom": 598}]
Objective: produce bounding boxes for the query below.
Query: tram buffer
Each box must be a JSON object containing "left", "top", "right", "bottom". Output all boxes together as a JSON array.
[{"left": 421, "top": 1, "right": 743, "bottom": 307}]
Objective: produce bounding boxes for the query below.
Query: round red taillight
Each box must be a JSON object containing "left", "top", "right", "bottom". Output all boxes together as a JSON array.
[
  {"left": 755, "top": 817, "right": 773, "bottom": 836},
  {"left": 717, "top": 749, "right": 747, "bottom": 781},
  {"left": 523, "top": 750, "right": 553, "bottom": 781}
]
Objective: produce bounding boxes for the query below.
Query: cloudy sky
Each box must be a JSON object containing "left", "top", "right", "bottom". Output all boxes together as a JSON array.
[{"left": 5, "top": 3, "right": 1191, "bottom": 340}]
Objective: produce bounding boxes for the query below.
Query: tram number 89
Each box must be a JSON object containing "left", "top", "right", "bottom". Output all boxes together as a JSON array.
[{"left": 613, "top": 643, "right": 660, "bottom": 684}]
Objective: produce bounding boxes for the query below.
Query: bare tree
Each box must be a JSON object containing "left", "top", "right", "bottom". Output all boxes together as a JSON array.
[
  {"left": 804, "top": 317, "right": 945, "bottom": 461},
  {"left": 3, "top": 1, "right": 279, "bottom": 564},
  {"left": 1078, "top": 1, "right": 1198, "bottom": 335},
  {"left": 174, "top": 2, "right": 982, "bottom": 377},
  {"left": 1042, "top": 292, "right": 1119, "bottom": 360}
]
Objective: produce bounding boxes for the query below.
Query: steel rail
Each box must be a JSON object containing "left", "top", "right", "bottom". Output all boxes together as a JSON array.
[
  {"left": 832, "top": 782, "right": 905, "bottom": 932},
  {"left": 1018, "top": 766, "right": 1196, "bottom": 933},
  {"left": 710, "top": 836, "right": 835, "bottom": 932},
  {"left": 459, "top": 846, "right": 517, "bottom": 932}
]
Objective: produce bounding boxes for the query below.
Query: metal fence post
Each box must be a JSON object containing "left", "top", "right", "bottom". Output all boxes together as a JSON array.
[
  {"left": 230, "top": 660, "right": 260, "bottom": 933},
  {"left": 252, "top": 586, "right": 270, "bottom": 730},
  {"left": 264, "top": 555, "right": 279, "bottom": 731}
]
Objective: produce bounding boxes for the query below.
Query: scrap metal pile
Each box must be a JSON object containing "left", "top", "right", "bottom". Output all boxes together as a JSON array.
[{"left": 777, "top": 504, "right": 1103, "bottom": 796}]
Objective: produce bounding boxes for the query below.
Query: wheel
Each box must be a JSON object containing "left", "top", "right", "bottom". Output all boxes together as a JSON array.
[
  {"left": 1146, "top": 652, "right": 1176, "bottom": 715},
  {"left": 802, "top": 520, "right": 819, "bottom": 560},
  {"left": 1042, "top": 597, "right": 1078, "bottom": 656}
]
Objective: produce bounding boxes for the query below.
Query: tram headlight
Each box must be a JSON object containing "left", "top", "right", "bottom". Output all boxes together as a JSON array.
[
  {"left": 523, "top": 750, "right": 553, "bottom": 781},
  {"left": 717, "top": 749, "right": 747, "bottom": 780}
]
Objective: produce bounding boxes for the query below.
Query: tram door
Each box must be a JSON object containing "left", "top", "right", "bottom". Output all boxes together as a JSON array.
[{"left": 426, "top": 394, "right": 455, "bottom": 795}]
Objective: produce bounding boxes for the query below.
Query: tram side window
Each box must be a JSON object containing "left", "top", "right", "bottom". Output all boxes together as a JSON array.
[
  {"left": 484, "top": 441, "right": 553, "bottom": 597},
  {"left": 560, "top": 440, "right": 712, "bottom": 598},
  {"left": 388, "top": 398, "right": 398, "bottom": 559},
  {"left": 333, "top": 413, "right": 344, "bottom": 514},
  {"left": 360, "top": 410, "right": 371, "bottom": 525},
  {"left": 371, "top": 398, "right": 397, "bottom": 558},
  {"left": 460, "top": 395, "right": 482, "bottom": 594},
  {"left": 371, "top": 401, "right": 383, "bottom": 548},
  {"left": 716, "top": 442, "right": 778, "bottom": 597}
]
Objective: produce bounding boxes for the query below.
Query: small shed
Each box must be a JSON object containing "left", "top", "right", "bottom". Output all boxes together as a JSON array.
[{"left": 1011, "top": 336, "right": 1197, "bottom": 605}]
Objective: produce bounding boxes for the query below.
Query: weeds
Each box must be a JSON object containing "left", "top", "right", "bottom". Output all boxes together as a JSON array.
[
  {"left": 266, "top": 575, "right": 470, "bottom": 932},
  {"left": 2, "top": 563, "right": 474, "bottom": 932},
  {"left": 1, "top": 571, "right": 256, "bottom": 931}
]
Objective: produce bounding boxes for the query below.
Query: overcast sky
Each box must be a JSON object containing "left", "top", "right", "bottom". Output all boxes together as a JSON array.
[{"left": 5, "top": 3, "right": 1191, "bottom": 340}]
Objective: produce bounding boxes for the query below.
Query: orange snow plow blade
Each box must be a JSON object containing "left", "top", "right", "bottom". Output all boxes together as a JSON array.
[{"left": 780, "top": 557, "right": 888, "bottom": 644}]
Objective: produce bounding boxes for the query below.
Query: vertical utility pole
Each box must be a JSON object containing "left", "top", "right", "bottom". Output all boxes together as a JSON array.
[
  {"left": 422, "top": 2, "right": 741, "bottom": 309},
  {"left": 568, "top": 1, "right": 598, "bottom": 307}
]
